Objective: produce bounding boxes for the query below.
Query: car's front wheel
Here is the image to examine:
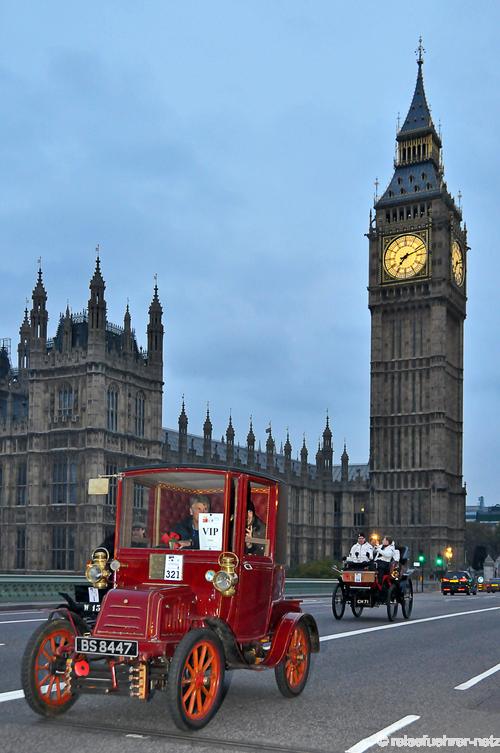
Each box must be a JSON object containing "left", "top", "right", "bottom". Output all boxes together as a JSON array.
[
  {"left": 275, "top": 621, "right": 311, "bottom": 697},
  {"left": 167, "top": 628, "right": 226, "bottom": 730},
  {"left": 21, "top": 618, "right": 78, "bottom": 717}
]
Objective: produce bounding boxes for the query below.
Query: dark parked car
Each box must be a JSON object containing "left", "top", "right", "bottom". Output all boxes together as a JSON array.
[
  {"left": 478, "top": 577, "right": 500, "bottom": 593},
  {"left": 441, "top": 570, "right": 477, "bottom": 595}
]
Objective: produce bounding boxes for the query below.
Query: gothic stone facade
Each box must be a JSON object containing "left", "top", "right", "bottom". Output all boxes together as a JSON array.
[
  {"left": 0, "top": 260, "right": 164, "bottom": 573},
  {"left": 0, "top": 262, "right": 368, "bottom": 573}
]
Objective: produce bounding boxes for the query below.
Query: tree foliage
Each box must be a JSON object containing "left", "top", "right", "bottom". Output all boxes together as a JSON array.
[
  {"left": 465, "top": 523, "right": 500, "bottom": 570},
  {"left": 287, "top": 558, "right": 343, "bottom": 578}
]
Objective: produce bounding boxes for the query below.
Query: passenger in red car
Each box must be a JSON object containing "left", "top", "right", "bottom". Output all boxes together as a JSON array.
[{"left": 245, "top": 501, "right": 266, "bottom": 556}]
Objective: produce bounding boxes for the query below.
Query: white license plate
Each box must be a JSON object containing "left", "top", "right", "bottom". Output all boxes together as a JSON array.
[{"left": 75, "top": 636, "right": 138, "bottom": 657}]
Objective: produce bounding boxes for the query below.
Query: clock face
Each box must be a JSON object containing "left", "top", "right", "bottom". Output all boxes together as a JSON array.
[
  {"left": 451, "top": 240, "right": 464, "bottom": 286},
  {"left": 383, "top": 234, "right": 428, "bottom": 280}
]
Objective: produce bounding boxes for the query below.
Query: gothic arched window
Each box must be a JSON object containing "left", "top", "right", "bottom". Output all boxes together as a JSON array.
[
  {"left": 58, "top": 384, "right": 73, "bottom": 419},
  {"left": 135, "top": 392, "right": 145, "bottom": 438},
  {"left": 107, "top": 387, "right": 118, "bottom": 432},
  {"left": 51, "top": 455, "right": 77, "bottom": 505}
]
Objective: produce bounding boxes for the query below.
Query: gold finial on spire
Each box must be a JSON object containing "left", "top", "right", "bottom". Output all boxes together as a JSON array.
[{"left": 416, "top": 36, "right": 425, "bottom": 66}]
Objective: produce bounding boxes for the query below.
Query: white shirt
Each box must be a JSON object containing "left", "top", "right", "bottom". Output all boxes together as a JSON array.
[
  {"left": 374, "top": 542, "right": 400, "bottom": 562},
  {"left": 347, "top": 541, "right": 374, "bottom": 563}
]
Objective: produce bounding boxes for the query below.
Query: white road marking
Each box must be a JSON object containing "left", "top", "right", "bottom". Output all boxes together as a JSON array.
[
  {"left": 320, "top": 606, "right": 500, "bottom": 642},
  {"left": 346, "top": 714, "right": 420, "bottom": 753},
  {"left": 0, "top": 690, "right": 24, "bottom": 703},
  {"left": 0, "top": 618, "right": 45, "bottom": 625},
  {"left": 455, "top": 662, "right": 500, "bottom": 690},
  {"left": 0, "top": 610, "right": 48, "bottom": 616}
]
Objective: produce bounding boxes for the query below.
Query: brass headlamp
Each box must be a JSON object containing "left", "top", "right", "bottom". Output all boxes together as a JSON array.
[
  {"left": 85, "top": 547, "right": 119, "bottom": 588},
  {"left": 208, "top": 552, "right": 239, "bottom": 597}
]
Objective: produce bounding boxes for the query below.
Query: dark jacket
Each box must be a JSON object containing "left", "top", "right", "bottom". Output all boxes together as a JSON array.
[{"left": 172, "top": 517, "right": 200, "bottom": 549}]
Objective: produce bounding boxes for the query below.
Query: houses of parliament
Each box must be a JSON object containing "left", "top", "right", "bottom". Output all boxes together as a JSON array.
[{"left": 0, "top": 49, "right": 466, "bottom": 572}]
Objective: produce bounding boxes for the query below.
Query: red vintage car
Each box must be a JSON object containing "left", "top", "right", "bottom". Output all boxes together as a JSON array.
[{"left": 22, "top": 465, "right": 319, "bottom": 730}]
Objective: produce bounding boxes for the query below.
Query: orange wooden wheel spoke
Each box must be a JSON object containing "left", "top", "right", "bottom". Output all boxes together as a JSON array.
[
  {"left": 198, "top": 688, "right": 205, "bottom": 710},
  {"left": 187, "top": 687, "right": 197, "bottom": 715},
  {"left": 40, "top": 647, "right": 53, "bottom": 662},
  {"left": 198, "top": 644, "right": 207, "bottom": 669},
  {"left": 38, "top": 672, "right": 51, "bottom": 688},
  {"left": 182, "top": 683, "right": 196, "bottom": 704},
  {"left": 47, "top": 676, "right": 56, "bottom": 696},
  {"left": 54, "top": 677, "right": 62, "bottom": 701},
  {"left": 201, "top": 653, "right": 213, "bottom": 673}
]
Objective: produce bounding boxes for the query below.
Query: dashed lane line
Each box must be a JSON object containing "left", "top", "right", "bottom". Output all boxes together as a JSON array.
[
  {"left": 345, "top": 715, "right": 420, "bottom": 753},
  {"left": 320, "top": 605, "right": 500, "bottom": 643},
  {"left": 0, "top": 690, "right": 24, "bottom": 703},
  {"left": 455, "top": 662, "right": 500, "bottom": 690}
]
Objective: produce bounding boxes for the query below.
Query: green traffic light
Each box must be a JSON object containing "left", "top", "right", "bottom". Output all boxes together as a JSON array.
[
  {"left": 418, "top": 552, "right": 426, "bottom": 563},
  {"left": 436, "top": 555, "right": 443, "bottom": 567}
]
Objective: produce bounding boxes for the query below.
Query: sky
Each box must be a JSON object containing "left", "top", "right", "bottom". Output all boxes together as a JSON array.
[{"left": 1, "top": 1, "right": 499, "bottom": 506}]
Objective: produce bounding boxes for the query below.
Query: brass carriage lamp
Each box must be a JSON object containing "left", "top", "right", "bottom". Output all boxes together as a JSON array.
[
  {"left": 85, "top": 547, "right": 120, "bottom": 588},
  {"left": 444, "top": 546, "right": 453, "bottom": 564},
  {"left": 206, "top": 552, "right": 239, "bottom": 597}
]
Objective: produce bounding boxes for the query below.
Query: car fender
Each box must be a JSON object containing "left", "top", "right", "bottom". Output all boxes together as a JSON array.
[{"left": 264, "top": 612, "right": 320, "bottom": 668}]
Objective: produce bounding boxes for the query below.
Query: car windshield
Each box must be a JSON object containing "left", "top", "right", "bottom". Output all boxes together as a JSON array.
[
  {"left": 444, "top": 571, "right": 468, "bottom": 579},
  {"left": 119, "top": 471, "right": 227, "bottom": 551}
]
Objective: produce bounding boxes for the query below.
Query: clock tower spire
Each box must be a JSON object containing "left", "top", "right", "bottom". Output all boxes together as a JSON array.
[{"left": 367, "top": 45, "right": 467, "bottom": 566}]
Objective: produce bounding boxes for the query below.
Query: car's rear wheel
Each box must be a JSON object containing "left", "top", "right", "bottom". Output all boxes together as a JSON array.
[
  {"left": 21, "top": 618, "right": 78, "bottom": 717},
  {"left": 167, "top": 628, "right": 225, "bottom": 730},
  {"left": 401, "top": 579, "right": 413, "bottom": 619},
  {"left": 386, "top": 585, "right": 398, "bottom": 622},
  {"left": 275, "top": 621, "right": 311, "bottom": 698},
  {"left": 350, "top": 601, "right": 364, "bottom": 618},
  {"left": 332, "top": 584, "right": 346, "bottom": 620}
]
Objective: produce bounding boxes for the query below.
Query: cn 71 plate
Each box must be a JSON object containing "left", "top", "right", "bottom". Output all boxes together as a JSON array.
[{"left": 75, "top": 636, "right": 138, "bottom": 657}]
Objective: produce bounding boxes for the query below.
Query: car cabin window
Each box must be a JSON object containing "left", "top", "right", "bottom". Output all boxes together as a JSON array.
[
  {"left": 244, "top": 481, "right": 271, "bottom": 557},
  {"left": 119, "top": 472, "right": 226, "bottom": 551}
]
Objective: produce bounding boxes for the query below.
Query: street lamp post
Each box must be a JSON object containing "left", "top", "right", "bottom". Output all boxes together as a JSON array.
[
  {"left": 445, "top": 546, "right": 453, "bottom": 569},
  {"left": 418, "top": 552, "right": 426, "bottom": 592}
]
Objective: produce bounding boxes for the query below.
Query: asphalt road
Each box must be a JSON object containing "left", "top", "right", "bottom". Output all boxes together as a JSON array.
[{"left": 1, "top": 591, "right": 499, "bottom": 753}]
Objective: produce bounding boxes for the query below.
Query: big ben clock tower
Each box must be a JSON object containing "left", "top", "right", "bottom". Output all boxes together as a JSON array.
[{"left": 368, "top": 42, "right": 467, "bottom": 565}]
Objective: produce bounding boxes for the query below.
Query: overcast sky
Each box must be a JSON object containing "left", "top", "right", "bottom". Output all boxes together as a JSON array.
[{"left": 1, "top": 1, "right": 498, "bottom": 506}]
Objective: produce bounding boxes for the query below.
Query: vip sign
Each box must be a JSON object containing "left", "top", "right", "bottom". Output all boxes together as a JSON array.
[{"left": 199, "top": 513, "right": 224, "bottom": 550}]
